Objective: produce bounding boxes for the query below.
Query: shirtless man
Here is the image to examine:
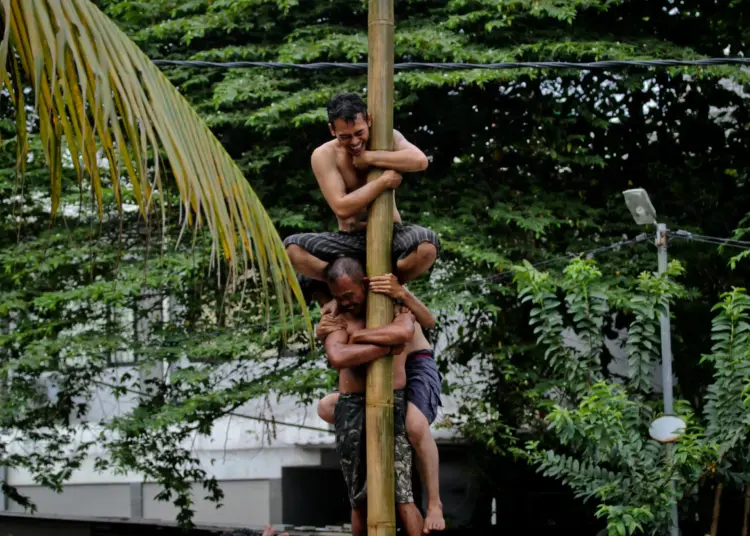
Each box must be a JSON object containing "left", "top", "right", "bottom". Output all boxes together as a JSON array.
[
  {"left": 321, "top": 256, "right": 424, "bottom": 536},
  {"left": 283, "top": 92, "right": 441, "bottom": 304},
  {"left": 318, "top": 258, "right": 445, "bottom": 534}
]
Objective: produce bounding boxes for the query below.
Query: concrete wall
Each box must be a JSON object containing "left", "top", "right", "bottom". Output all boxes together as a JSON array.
[
  {"left": 8, "top": 484, "right": 130, "bottom": 518},
  {"left": 142, "top": 480, "right": 279, "bottom": 525},
  {"left": 6, "top": 479, "right": 280, "bottom": 527}
]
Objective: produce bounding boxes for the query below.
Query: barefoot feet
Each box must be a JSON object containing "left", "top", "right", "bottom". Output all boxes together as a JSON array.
[{"left": 423, "top": 503, "right": 445, "bottom": 533}]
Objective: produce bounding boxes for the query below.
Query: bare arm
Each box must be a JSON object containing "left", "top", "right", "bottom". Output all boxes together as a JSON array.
[
  {"left": 325, "top": 327, "right": 391, "bottom": 370},
  {"left": 368, "top": 273, "right": 435, "bottom": 329},
  {"left": 362, "top": 130, "right": 428, "bottom": 172},
  {"left": 398, "top": 288, "right": 436, "bottom": 329},
  {"left": 349, "top": 309, "right": 415, "bottom": 346},
  {"left": 312, "top": 147, "right": 395, "bottom": 219},
  {"left": 316, "top": 313, "right": 348, "bottom": 341}
]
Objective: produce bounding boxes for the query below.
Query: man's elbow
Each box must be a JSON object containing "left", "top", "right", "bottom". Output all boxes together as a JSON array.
[
  {"left": 391, "top": 325, "right": 415, "bottom": 344},
  {"left": 415, "top": 153, "right": 429, "bottom": 171},
  {"left": 333, "top": 205, "right": 357, "bottom": 220},
  {"left": 328, "top": 354, "right": 346, "bottom": 370}
]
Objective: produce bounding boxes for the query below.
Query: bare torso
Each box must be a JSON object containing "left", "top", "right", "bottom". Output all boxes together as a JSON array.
[
  {"left": 321, "top": 140, "right": 402, "bottom": 232},
  {"left": 337, "top": 307, "right": 432, "bottom": 394}
]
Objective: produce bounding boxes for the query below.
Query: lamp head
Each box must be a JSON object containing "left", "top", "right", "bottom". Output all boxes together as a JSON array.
[
  {"left": 623, "top": 188, "right": 658, "bottom": 225},
  {"left": 649, "top": 415, "right": 686, "bottom": 443}
]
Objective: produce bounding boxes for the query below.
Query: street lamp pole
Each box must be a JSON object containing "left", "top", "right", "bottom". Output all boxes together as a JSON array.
[
  {"left": 623, "top": 189, "right": 679, "bottom": 536},
  {"left": 656, "top": 222, "right": 674, "bottom": 417}
]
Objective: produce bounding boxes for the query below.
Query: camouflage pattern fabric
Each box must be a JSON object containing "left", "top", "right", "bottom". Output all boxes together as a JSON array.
[{"left": 334, "top": 389, "right": 413, "bottom": 508}]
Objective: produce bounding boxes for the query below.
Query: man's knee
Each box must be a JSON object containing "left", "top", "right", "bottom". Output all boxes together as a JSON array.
[
  {"left": 416, "top": 242, "right": 438, "bottom": 266},
  {"left": 285, "top": 243, "right": 306, "bottom": 259},
  {"left": 406, "top": 401, "right": 430, "bottom": 446},
  {"left": 397, "top": 502, "right": 418, "bottom": 516},
  {"left": 317, "top": 393, "right": 338, "bottom": 424},
  {"left": 397, "top": 242, "right": 437, "bottom": 275}
]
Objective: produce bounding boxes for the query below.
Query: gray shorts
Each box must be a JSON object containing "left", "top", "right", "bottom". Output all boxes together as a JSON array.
[{"left": 283, "top": 222, "right": 441, "bottom": 264}]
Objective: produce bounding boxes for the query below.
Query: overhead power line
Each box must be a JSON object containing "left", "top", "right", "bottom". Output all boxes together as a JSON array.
[
  {"left": 151, "top": 57, "right": 750, "bottom": 71},
  {"left": 119, "top": 232, "right": 654, "bottom": 346},
  {"left": 670, "top": 230, "right": 750, "bottom": 250},
  {"left": 92, "top": 379, "right": 333, "bottom": 434}
]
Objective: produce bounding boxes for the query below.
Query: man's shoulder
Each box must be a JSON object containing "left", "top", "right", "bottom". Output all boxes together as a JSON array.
[
  {"left": 312, "top": 139, "right": 338, "bottom": 160},
  {"left": 344, "top": 313, "right": 365, "bottom": 331}
]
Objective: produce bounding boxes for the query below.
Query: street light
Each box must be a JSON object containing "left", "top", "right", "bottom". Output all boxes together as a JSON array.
[
  {"left": 623, "top": 188, "right": 658, "bottom": 225},
  {"left": 622, "top": 188, "right": 681, "bottom": 536}
]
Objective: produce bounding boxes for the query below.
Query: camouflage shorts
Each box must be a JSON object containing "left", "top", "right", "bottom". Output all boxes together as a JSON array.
[{"left": 333, "top": 389, "right": 413, "bottom": 508}]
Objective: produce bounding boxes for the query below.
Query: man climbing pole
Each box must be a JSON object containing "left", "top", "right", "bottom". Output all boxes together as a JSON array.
[
  {"left": 283, "top": 91, "right": 445, "bottom": 533},
  {"left": 317, "top": 257, "right": 425, "bottom": 536},
  {"left": 283, "top": 92, "right": 441, "bottom": 306},
  {"left": 315, "top": 270, "right": 446, "bottom": 533},
  {"left": 286, "top": 3, "right": 423, "bottom": 534}
]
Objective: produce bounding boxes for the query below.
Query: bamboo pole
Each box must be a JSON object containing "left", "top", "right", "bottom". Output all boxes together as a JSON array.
[{"left": 365, "top": 0, "right": 395, "bottom": 534}]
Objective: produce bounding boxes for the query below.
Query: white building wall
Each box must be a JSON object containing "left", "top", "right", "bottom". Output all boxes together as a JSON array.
[
  {"left": 142, "top": 480, "right": 274, "bottom": 525},
  {"left": 7, "top": 484, "right": 131, "bottom": 517}
]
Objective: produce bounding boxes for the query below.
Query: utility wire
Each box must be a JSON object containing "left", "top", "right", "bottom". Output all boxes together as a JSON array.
[
  {"left": 424, "top": 232, "right": 651, "bottom": 293},
  {"left": 74, "top": 229, "right": 749, "bottom": 436},
  {"left": 77, "top": 230, "right": 750, "bottom": 437},
  {"left": 124, "top": 231, "right": 653, "bottom": 346},
  {"left": 151, "top": 57, "right": 750, "bottom": 71},
  {"left": 77, "top": 233, "right": 654, "bottom": 436},
  {"left": 670, "top": 230, "right": 750, "bottom": 250},
  {"left": 91, "top": 379, "right": 333, "bottom": 434},
  {"left": 146, "top": 228, "right": 750, "bottom": 343}
]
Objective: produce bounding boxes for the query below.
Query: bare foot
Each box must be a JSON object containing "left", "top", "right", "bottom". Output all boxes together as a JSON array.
[
  {"left": 423, "top": 504, "right": 445, "bottom": 533},
  {"left": 262, "top": 525, "right": 289, "bottom": 536}
]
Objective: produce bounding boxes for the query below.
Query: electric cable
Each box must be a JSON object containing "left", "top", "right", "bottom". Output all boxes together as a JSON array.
[{"left": 151, "top": 57, "right": 750, "bottom": 71}]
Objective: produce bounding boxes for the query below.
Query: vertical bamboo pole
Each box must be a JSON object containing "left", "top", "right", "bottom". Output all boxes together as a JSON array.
[{"left": 365, "top": 0, "right": 395, "bottom": 535}]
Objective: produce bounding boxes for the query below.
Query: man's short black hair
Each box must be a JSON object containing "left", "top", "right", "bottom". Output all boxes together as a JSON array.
[
  {"left": 324, "top": 257, "right": 365, "bottom": 284},
  {"left": 327, "top": 92, "right": 367, "bottom": 125}
]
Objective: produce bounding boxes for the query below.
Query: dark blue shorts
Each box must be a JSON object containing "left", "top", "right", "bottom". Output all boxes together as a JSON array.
[{"left": 405, "top": 349, "right": 442, "bottom": 424}]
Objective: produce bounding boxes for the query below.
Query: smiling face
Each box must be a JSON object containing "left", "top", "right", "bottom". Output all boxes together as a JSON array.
[
  {"left": 328, "top": 274, "right": 367, "bottom": 317},
  {"left": 329, "top": 113, "right": 371, "bottom": 157}
]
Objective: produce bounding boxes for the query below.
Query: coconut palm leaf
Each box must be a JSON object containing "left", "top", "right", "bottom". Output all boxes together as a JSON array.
[{"left": 0, "top": 0, "right": 310, "bottom": 336}]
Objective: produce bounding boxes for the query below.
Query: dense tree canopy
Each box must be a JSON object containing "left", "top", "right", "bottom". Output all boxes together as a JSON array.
[{"left": 5, "top": 0, "right": 750, "bottom": 533}]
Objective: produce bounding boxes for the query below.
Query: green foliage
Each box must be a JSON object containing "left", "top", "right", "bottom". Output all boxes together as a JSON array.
[
  {"left": 0, "top": 114, "right": 323, "bottom": 525},
  {"left": 704, "top": 288, "right": 750, "bottom": 445},
  {"left": 530, "top": 382, "right": 715, "bottom": 535},
  {"left": 624, "top": 262, "right": 686, "bottom": 394},
  {"left": 513, "top": 258, "right": 718, "bottom": 534},
  {"left": 700, "top": 288, "right": 750, "bottom": 489},
  {"left": 5, "top": 0, "right": 750, "bottom": 530}
]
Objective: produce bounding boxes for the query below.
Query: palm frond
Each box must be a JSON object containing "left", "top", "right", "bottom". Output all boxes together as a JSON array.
[{"left": 0, "top": 0, "right": 310, "bottom": 336}]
